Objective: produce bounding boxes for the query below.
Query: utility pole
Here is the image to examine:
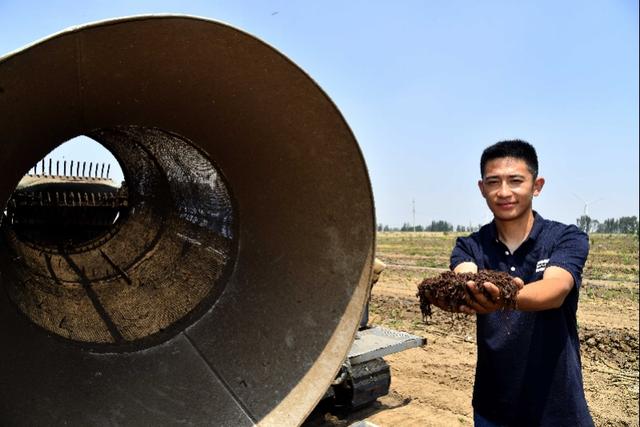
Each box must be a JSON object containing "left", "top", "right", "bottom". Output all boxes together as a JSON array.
[{"left": 412, "top": 199, "right": 416, "bottom": 232}]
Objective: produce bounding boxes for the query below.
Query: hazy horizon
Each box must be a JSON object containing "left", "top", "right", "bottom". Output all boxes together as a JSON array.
[{"left": 2, "top": 1, "right": 638, "bottom": 228}]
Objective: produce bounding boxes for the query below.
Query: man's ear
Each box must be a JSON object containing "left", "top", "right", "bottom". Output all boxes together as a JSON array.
[
  {"left": 533, "top": 177, "right": 545, "bottom": 196},
  {"left": 478, "top": 179, "right": 486, "bottom": 198}
]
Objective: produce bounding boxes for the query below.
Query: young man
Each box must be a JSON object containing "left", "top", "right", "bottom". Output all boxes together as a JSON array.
[{"left": 442, "top": 140, "right": 593, "bottom": 426}]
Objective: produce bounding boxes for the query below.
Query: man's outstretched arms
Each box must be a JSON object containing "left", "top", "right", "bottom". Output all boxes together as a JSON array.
[{"left": 456, "top": 264, "right": 574, "bottom": 314}]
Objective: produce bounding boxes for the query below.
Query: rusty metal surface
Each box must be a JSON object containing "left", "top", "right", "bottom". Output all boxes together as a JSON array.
[{"left": 0, "top": 15, "right": 374, "bottom": 426}]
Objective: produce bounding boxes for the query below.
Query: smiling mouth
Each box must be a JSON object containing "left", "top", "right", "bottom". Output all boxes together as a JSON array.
[{"left": 497, "top": 202, "right": 516, "bottom": 209}]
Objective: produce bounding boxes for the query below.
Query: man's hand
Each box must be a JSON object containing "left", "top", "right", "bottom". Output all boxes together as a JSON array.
[
  {"left": 461, "top": 277, "right": 524, "bottom": 314},
  {"left": 427, "top": 295, "right": 467, "bottom": 314},
  {"left": 371, "top": 258, "right": 386, "bottom": 286}
]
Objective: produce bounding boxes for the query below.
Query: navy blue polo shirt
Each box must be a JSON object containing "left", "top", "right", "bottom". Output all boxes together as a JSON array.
[{"left": 450, "top": 212, "right": 593, "bottom": 427}]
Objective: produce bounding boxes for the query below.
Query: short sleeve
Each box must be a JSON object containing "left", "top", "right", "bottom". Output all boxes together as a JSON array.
[
  {"left": 546, "top": 225, "right": 589, "bottom": 288},
  {"left": 450, "top": 236, "right": 478, "bottom": 270}
]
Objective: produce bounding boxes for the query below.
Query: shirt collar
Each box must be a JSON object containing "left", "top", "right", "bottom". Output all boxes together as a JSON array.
[
  {"left": 527, "top": 211, "right": 544, "bottom": 241},
  {"left": 489, "top": 211, "right": 544, "bottom": 244}
]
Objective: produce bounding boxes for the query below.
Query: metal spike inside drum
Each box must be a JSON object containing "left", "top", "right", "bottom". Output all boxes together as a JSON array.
[{"left": 0, "top": 16, "right": 375, "bottom": 426}]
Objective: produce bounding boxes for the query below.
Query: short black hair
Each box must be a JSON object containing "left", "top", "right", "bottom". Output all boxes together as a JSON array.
[{"left": 480, "top": 139, "right": 538, "bottom": 178}]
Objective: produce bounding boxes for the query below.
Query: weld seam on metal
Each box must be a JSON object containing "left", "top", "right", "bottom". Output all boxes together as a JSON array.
[{"left": 183, "top": 332, "right": 257, "bottom": 425}]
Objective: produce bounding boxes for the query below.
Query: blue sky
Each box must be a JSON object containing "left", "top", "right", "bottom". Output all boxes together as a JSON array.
[{"left": 1, "top": 1, "right": 638, "bottom": 227}]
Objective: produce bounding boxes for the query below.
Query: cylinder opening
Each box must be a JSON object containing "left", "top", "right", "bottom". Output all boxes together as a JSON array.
[
  {"left": 0, "top": 127, "right": 236, "bottom": 351},
  {"left": 5, "top": 136, "right": 127, "bottom": 249}
]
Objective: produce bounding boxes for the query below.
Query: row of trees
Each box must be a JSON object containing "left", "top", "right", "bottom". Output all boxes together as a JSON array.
[
  {"left": 377, "top": 215, "right": 638, "bottom": 235},
  {"left": 576, "top": 215, "right": 638, "bottom": 234},
  {"left": 377, "top": 221, "right": 481, "bottom": 233}
]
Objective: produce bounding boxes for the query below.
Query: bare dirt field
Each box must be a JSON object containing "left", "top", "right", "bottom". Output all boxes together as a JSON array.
[{"left": 305, "top": 232, "right": 639, "bottom": 427}]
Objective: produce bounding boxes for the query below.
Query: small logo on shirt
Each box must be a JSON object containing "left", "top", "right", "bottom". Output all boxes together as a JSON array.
[{"left": 535, "top": 258, "right": 550, "bottom": 273}]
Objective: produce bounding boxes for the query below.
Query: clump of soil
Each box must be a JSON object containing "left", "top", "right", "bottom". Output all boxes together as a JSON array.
[
  {"left": 417, "top": 270, "right": 519, "bottom": 318},
  {"left": 580, "top": 325, "right": 639, "bottom": 371}
]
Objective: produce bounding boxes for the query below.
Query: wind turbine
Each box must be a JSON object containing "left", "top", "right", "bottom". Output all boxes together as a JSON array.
[{"left": 572, "top": 193, "right": 603, "bottom": 216}]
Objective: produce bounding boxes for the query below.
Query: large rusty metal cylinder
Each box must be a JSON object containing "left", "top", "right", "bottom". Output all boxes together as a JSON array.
[{"left": 0, "top": 16, "right": 374, "bottom": 426}]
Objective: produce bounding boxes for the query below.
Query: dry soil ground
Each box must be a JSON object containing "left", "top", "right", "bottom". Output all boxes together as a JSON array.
[{"left": 305, "top": 233, "right": 639, "bottom": 427}]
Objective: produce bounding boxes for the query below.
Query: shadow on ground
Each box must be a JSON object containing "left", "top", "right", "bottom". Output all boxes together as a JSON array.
[{"left": 302, "top": 392, "right": 412, "bottom": 426}]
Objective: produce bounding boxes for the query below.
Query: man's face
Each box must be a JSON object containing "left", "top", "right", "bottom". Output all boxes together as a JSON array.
[{"left": 478, "top": 157, "right": 545, "bottom": 222}]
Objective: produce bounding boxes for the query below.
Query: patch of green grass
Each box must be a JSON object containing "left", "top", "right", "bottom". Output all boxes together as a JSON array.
[{"left": 582, "top": 282, "right": 639, "bottom": 302}]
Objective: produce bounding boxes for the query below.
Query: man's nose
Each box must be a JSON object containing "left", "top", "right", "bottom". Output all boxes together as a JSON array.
[{"left": 496, "top": 181, "right": 511, "bottom": 197}]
